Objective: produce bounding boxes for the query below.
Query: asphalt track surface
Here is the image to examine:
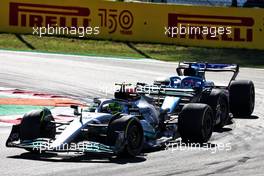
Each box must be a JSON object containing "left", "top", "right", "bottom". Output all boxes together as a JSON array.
[{"left": 0, "top": 50, "right": 264, "bottom": 176}]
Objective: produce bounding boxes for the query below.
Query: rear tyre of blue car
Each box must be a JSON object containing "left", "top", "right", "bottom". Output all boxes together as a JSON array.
[
  {"left": 178, "top": 103, "right": 214, "bottom": 144},
  {"left": 107, "top": 116, "right": 144, "bottom": 157},
  {"left": 229, "top": 80, "right": 255, "bottom": 118}
]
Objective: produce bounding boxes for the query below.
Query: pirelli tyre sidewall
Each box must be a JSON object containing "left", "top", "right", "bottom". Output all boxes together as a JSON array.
[
  {"left": 229, "top": 80, "right": 255, "bottom": 118},
  {"left": 178, "top": 103, "right": 214, "bottom": 144}
]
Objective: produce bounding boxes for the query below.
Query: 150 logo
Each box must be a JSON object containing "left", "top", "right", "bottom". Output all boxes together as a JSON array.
[{"left": 98, "top": 8, "right": 133, "bottom": 35}]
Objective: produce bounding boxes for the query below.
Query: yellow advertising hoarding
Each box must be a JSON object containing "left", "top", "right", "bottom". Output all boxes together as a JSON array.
[{"left": 0, "top": 0, "right": 263, "bottom": 49}]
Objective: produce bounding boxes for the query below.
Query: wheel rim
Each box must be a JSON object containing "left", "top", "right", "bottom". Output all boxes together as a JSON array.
[{"left": 127, "top": 124, "right": 142, "bottom": 149}]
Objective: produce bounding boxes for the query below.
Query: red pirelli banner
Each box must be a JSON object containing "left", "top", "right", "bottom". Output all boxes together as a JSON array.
[{"left": 0, "top": 0, "right": 263, "bottom": 49}]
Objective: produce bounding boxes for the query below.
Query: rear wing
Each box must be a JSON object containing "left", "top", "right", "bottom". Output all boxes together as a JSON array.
[{"left": 176, "top": 62, "right": 239, "bottom": 87}]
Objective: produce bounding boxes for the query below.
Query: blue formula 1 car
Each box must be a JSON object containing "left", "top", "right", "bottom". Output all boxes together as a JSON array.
[
  {"left": 6, "top": 62, "right": 255, "bottom": 157},
  {"left": 136, "top": 62, "right": 255, "bottom": 132}
]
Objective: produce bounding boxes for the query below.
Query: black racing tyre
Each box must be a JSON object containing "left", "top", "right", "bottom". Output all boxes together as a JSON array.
[
  {"left": 229, "top": 80, "right": 255, "bottom": 117},
  {"left": 178, "top": 103, "right": 214, "bottom": 143},
  {"left": 20, "top": 108, "right": 56, "bottom": 141},
  {"left": 200, "top": 89, "right": 229, "bottom": 128},
  {"left": 107, "top": 116, "right": 144, "bottom": 157}
]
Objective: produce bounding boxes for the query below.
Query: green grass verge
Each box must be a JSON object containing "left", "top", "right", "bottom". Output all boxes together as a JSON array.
[
  {"left": 0, "top": 105, "right": 52, "bottom": 116},
  {"left": 0, "top": 33, "right": 263, "bottom": 67}
]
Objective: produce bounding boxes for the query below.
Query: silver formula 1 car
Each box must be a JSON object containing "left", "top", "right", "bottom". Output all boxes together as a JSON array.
[
  {"left": 6, "top": 83, "right": 208, "bottom": 157},
  {"left": 5, "top": 83, "right": 177, "bottom": 157}
]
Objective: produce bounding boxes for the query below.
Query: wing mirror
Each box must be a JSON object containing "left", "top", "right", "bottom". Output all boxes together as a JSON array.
[{"left": 70, "top": 105, "right": 81, "bottom": 116}]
